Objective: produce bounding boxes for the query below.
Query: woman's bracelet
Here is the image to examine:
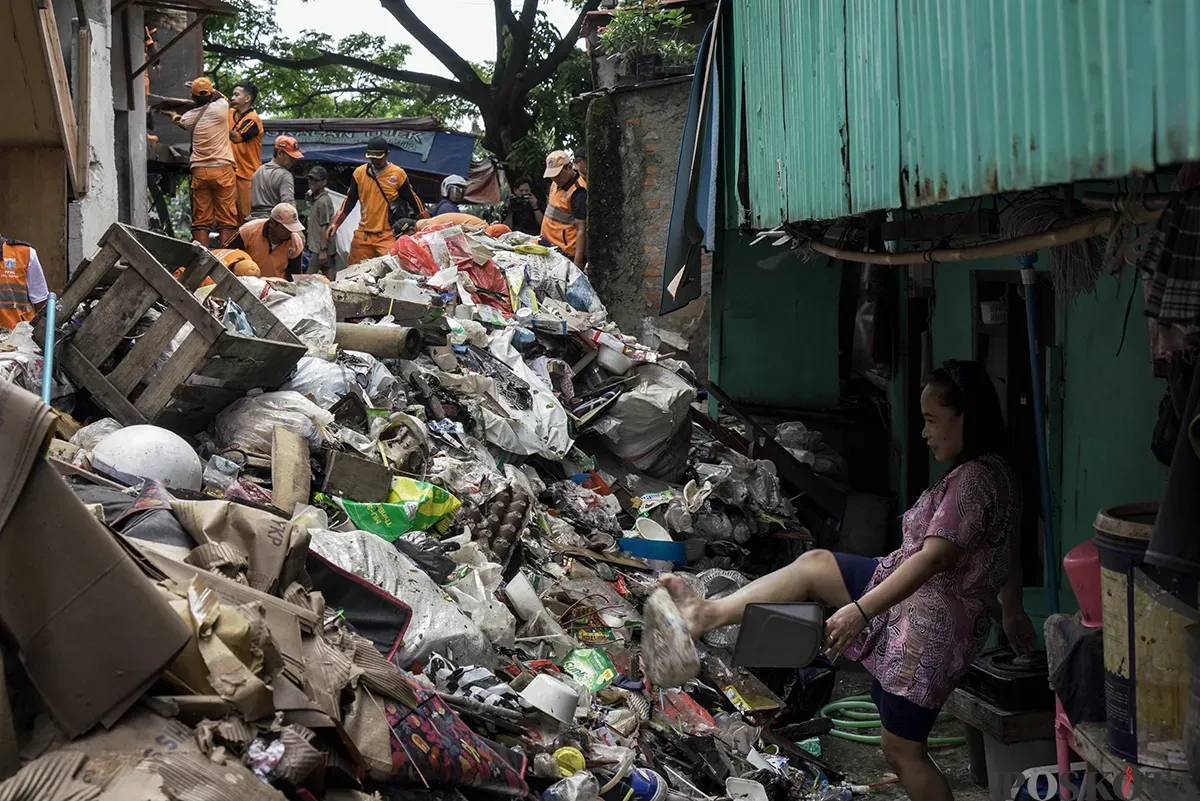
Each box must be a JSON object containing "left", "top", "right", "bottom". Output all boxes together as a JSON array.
[{"left": 853, "top": 599, "right": 870, "bottom": 623}]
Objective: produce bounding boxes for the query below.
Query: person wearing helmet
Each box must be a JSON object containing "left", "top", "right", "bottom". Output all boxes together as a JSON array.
[{"left": 434, "top": 174, "right": 468, "bottom": 217}]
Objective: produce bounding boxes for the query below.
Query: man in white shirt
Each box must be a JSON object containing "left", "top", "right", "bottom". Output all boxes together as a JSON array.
[{"left": 0, "top": 235, "right": 49, "bottom": 332}]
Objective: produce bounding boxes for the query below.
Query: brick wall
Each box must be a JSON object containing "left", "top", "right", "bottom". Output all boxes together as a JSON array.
[{"left": 586, "top": 80, "right": 711, "bottom": 379}]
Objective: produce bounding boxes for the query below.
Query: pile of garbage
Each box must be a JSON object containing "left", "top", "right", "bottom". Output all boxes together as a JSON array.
[{"left": 0, "top": 222, "right": 857, "bottom": 801}]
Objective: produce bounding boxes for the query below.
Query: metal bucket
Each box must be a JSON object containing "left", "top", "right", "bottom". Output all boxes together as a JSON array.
[{"left": 1094, "top": 503, "right": 1195, "bottom": 769}]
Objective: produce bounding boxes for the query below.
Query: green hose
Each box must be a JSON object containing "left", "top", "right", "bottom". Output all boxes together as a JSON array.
[{"left": 816, "top": 695, "right": 966, "bottom": 746}]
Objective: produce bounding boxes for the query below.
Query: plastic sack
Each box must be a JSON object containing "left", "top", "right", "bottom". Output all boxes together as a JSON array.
[
  {"left": 280, "top": 356, "right": 357, "bottom": 409},
  {"left": 308, "top": 528, "right": 494, "bottom": 667},
  {"left": 597, "top": 364, "right": 695, "bottom": 482},
  {"left": 213, "top": 391, "right": 334, "bottom": 454},
  {"left": 252, "top": 277, "right": 337, "bottom": 354},
  {"left": 390, "top": 234, "right": 442, "bottom": 276},
  {"left": 478, "top": 328, "right": 572, "bottom": 458},
  {"left": 70, "top": 417, "right": 123, "bottom": 451}
]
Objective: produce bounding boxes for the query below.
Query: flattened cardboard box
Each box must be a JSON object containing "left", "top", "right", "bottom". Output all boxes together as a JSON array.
[{"left": 0, "top": 383, "right": 192, "bottom": 737}]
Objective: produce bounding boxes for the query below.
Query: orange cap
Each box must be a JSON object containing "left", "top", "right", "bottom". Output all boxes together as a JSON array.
[
  {"left": 271, "top": 203, "right": 305, "bottom": 233},
  {"left": 274, "top": 135, "right": 304, "bottom": 160},
  {"left": 543, "top": 150, "right": 571, "bottom": 179},
  {"left": 186, "top": 77, "right": 214, "bottom": 97}
]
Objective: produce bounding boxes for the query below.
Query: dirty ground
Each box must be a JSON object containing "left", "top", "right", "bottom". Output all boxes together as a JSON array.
[{"left": 820, "top": 665, "right": 988, "bottom": 801}]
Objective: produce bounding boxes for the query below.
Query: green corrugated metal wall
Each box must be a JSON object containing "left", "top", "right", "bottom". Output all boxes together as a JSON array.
[{"left": 728, "top": 0, "right": 1200, "bottom": 225}]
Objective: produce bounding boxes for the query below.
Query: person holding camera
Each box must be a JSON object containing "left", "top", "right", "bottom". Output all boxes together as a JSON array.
[{"left": 504, "top": 177, "right": 543, "bottom": 236}]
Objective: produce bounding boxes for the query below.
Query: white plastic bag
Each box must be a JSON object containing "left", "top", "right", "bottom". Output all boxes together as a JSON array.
[
  {"left": 249, "top": 277, "right": 337, "bottom": 355},
  {"left": 280, "top": 357, "right": 358, "bottom": 409},
  {"left": 70, "top": 417, "right": 123, "bottom": 451},
  {"left": 597, "top": 364, "right": 695, "bottom": 481},
  {"left": 213, "top": 391, "right": 333, "bottom": 454},
  {"left": 0, "top": 322, "right": 44, "bottom": 392}
]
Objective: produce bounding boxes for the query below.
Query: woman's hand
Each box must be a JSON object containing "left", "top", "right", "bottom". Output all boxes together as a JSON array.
[
  {"left": 823, "top": 603, "right": 868, "bottom": 660},
  {"left": 1002, "top": 607, "right": 1037, "bottom": 655}
]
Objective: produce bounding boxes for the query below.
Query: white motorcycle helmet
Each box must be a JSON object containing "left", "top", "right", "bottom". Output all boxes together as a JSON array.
[
  {"left": 92, "top": 425, "right": 204, "bottom": 491},
  {"left": 441, "top": 174, "right": 468, "bottom": 201}
]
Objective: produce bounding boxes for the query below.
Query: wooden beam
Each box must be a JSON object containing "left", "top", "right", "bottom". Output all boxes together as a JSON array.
[
  {"left": 131, "top": 14, "right": 206, "bottom": 80},
  {"left": 35, "top": 2, "right": 85, "bottom": 196},
  {"left": 74, "top": 25, "right": 91, "bottom": 196}
]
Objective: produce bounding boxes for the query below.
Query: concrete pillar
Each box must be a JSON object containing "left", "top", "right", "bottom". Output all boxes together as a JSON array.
[{"left": 66, "top": 6, "right": 118, "bottom": 278}]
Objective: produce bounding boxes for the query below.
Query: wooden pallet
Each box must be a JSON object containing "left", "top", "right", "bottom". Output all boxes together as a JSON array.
[{"left": 56, "top": 224, "right": 306, "bottom": 434}]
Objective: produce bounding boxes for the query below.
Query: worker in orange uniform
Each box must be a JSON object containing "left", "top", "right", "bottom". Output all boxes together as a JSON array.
[
  {"left": 167, "top": 77, "right": 238, "bottom": 245},
  {"left": 228, "top": 81, "right": 263, "bottom": 222},
  {"left": 327, "top": 136, "right": 429, "bottom": 265},
  {"left": 223, "top": 203, "right": 306, "bottom": 280},
  {"left": 0, "top": 234, "right": 49, "bottom": 332},
  {"left": 540, "top": 150, "right": 587, "bottom": 270}
]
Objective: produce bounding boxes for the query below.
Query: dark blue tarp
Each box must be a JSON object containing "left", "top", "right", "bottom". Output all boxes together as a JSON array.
[
  {"left": 260, "top": 131, "right": 474, "bottom": 177},
  {"left": 660, "top": 23, "right": 718, "bottom": 316}
]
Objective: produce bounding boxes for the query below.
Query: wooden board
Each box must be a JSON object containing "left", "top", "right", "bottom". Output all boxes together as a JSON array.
[
  {"left": 134, "top": 327, "right": 210, "bottom": 417},
  {"left": 0, "top": 1, "right": 61, "bottom": 147},
  {"left": 106, "top": 307, "right": 187, "bottom": 395},
  {"left": 35, "top": 3, "right": 83, "bottom": 195},
  {"left": 0, "top": 148, "right": 67, "bottom": 292},
  {"left": 272, "top": 427, "right": 312, "bottom": 515},
  {"left": 944, "top": 687, "right": 1054, "bottom": 745},
  {"left": 321, "top": 450, "right": 391, "bottom": 503},
  {"left": 1072, "top": 722, "right": 1197, "bottom": 801},
  {"left": 61, "top": 342, "right": 147, "bottom": 425},
  {"left": 75, "top": 267, "right": 162, "bottom": 364}
]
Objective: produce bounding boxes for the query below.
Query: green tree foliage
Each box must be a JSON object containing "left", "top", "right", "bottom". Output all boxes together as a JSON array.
[
  {"left": 205, "top": 1, "right": 473, "bottom": 120},
  {"left": 203, "top": 0, "right": 601, "bottom": 160}
]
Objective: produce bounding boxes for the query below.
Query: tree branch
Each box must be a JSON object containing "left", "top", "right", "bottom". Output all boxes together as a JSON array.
[
  {"left": 280, "top": 85, "right": 435, "bottom": 113},
  {"left": 203, "top": 42, "right": 466, "bottom": 97},
  {"left": 378, "top": 0, "right": 489, "bottom": 95},
  {"left": 519, "top": 0, "right": 599, "bottom": 93}
]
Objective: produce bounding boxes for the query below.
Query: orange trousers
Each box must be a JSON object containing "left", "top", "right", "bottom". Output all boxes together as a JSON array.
[
  {"left": 191, "top": 165, "right": 238, "bottom": 242},
  {"left": 235, "top": 176, "right": 253, "bottom": 223},
  {"left": 348, "top": 229, "right": 395, "bottom": 265}
]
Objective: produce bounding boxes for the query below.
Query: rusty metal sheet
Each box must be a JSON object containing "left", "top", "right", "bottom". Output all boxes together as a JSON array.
[{"left": 897, "top": 0, "right": 1155, "bottom": 207}]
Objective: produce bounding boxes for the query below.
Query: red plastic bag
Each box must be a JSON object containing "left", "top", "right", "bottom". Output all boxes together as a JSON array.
[{"left": 389, "top": 235, "right": 440, "bottom": 277}]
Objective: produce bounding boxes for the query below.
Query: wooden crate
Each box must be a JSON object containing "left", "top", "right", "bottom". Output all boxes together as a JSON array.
[{"left": 56, "top": 224, "right": 306, "bottom": 434}]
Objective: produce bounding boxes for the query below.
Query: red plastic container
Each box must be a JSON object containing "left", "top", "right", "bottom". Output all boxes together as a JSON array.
[{"left": 1063, "top": 539, "right": 1102, "bottom": 628}]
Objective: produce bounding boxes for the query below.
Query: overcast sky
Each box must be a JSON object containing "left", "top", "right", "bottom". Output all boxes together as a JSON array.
[{"left": 274, "top": 0, "right": 583, "bottom": 78}]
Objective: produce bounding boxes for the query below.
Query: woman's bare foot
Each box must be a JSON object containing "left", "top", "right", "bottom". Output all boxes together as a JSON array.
[{"left": 658, "top": 573, "right": 723, "bottom": 637}]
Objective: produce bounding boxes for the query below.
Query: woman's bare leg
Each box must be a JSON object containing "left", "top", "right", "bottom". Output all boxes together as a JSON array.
[
  {"left": 659, "top": 549, "right": 854, "bottom": 636},
  {"left": 881, "top": 728, "right": 953, "bottom": 801}
]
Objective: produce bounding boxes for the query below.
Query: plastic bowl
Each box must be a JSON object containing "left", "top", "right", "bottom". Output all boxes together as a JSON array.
[{"left": 520, "top": 673, "right": 579, "bottom": 724}]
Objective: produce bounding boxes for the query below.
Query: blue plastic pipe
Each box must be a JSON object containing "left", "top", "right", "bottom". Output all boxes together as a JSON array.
[
  {"left": 41, "top": 292, "right": 56, "bottom": 404},
  {"left": 1019, "top": 257, "right": 1060, "bottom": 614}
]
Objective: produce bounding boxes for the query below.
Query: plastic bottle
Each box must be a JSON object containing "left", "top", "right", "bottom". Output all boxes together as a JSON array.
[{"left": 544, "top": 770, "right": 600, "bottom": 801}]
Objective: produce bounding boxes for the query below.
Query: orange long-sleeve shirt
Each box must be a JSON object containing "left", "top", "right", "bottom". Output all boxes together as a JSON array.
[{"left": 229, "top": 108, "right": 263, "bottom": 180}]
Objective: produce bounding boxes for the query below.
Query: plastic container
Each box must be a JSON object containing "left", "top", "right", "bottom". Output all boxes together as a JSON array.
[
  {"left": 1094, "top": 502, "right": 1195, "bottom": 769},
  {"left": 520, "top": 673, "right": 579, "bottom": 724},
  {"left": 619, "top": 537, "right": 686, "bottom": 567},
  {"left": 1063, "top": 539, "right": 1102, "bottom": 628},
  {"left": 597, "top": 344, "right": 634, "bottom": 375},
  {"left": 503, "top": 572, "right": 544, "bottom": 622},
  {"left": 634, "top": 517, "right": 671, "bottom": 541}
]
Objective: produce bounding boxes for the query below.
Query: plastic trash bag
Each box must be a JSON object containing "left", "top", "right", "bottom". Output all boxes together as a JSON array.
[
  {"left": 445, "top": 566, "right": 516, "bottom": 649},
  {"left": 247, "top": 276, "right": 337, "bottom": 355},
  {"left": 70, "top": 417, "right": 123, "bottom": 451},
  {"left": 213, "top": 391, "right": 333, "bottom": 454},
  {"left": 0, "top": 322, "right": 44, "bottom": 392},
  {"left": 308, "top": 528, "right": 495, "bottom": 667},
  {"left": 596, "top": 364, "right": 695, "bottom": 482},
  {"left": 315, "top": 477, "right": 461, "bottom": 539},
  {"left": 280, "top": 356, "right": 357, "bottom": 409}
]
